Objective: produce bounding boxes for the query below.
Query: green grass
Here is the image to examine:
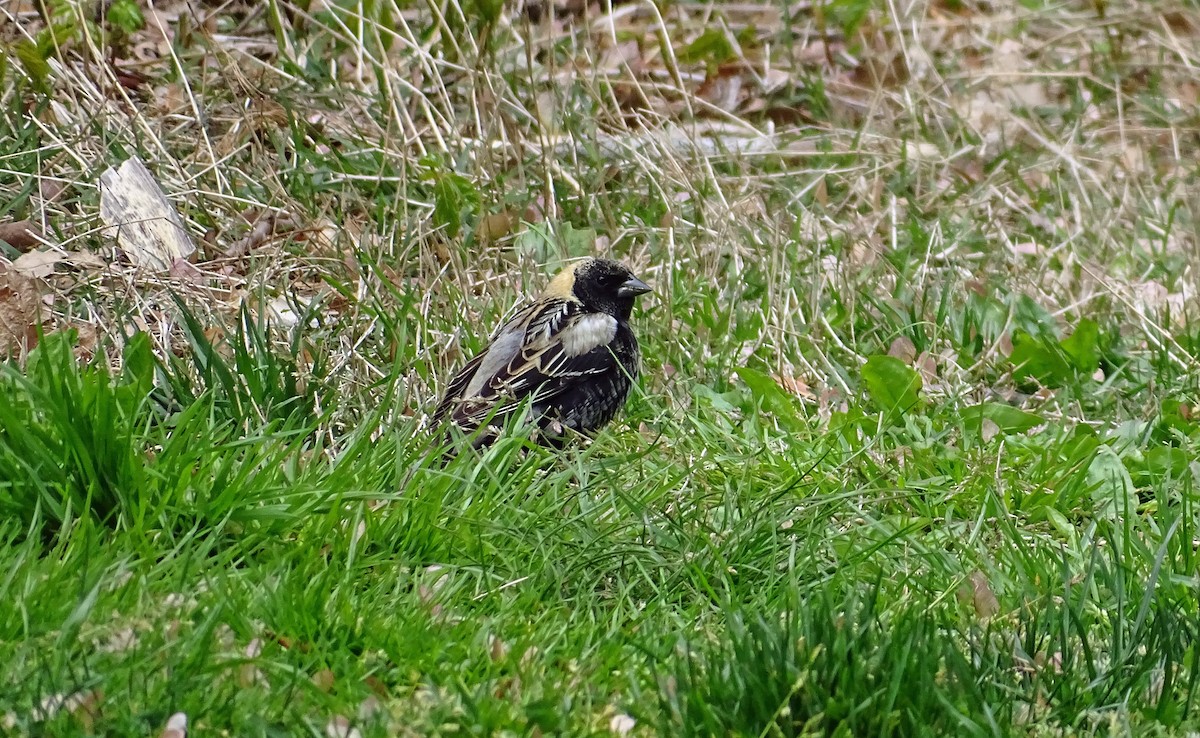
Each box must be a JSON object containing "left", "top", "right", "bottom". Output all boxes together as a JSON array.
[{"left": 2, "top": 0, "right": 1200, "bottom": 734}]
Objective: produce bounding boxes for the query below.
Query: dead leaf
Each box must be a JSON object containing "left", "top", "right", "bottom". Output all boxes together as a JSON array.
[
  {"left": 64, "top": 251, "right": 108, "bottom": 271},
  {"left": 364, "top": 675, "right": 389, "bottom": 698},
  {"left": 357, "top": 695, "right": 382, "bottom": 721},
  {"left": 476, "top": 212, "right": 516, "bottom": 243},
  {"left": 489, "top": 634, "right": 509, "bottom": 663},
  {"left": 325, "top": 716, "right": 361, "bottom": 738},
  {"left": 697, "top": 68, "right": 745, "bottom": 113},
  {"left": 980, "top": 418, "right": 1001, "bottom": 443},
  {"left": 312, "top": 669, "right": 335, "bottom": 692},
  {"left": 903, "top": 141, "right": 942, "bottom": 160},
  {"left": 0, "top": 265, "right": 43, "bottom": 355},
  {"left": 224, "top": 211, "right": 291, "bottom": 259},
  {"left": 99, "top": 156, "right": 197, "bottom": 271},
  {"left": 598, "top": 39, "right": 642, "bottom": 72},
  {"left": 888, "top": 336, "right": 917, "bottom": 364},
  {"left": 96, "top": 627, "right": 138, "bottom": 654},
  {"left": 957, "top": 570, "right": 999, "bottom": 619},
  {"left": 237, "top": 638, "right": 264, "bottom": 688},
  {"left": 31, "top": 690, "right": 102, "bottom": 727},
  {"left": 158, "top": 712, "right": 187, "bottom": 738},
  {"left": 609, "top": 713, "right": 636, "bottom": 735},
  {"left": 168, "top": 258, "right": 206, "bottom": 283},
  {"left": 267, "top": 296, "right": 301, "bottom": 328},
  {"left": 40, "top": 179, "right": 68, "bottom": 203},
  {"left": 990, "top": 39, "right": 1049, "bottom": 108},
  {"left": 0, "top": 220, "right": 42, "bottom": 251},
  {"left": 773, "top": 373, "right": 815, "bottom": 401},
  {"left": 12, "top": 249, "right": 65, "bottom": 278},
  {"left": 914, "top": 351, "right": 938, "bottom": 386}
]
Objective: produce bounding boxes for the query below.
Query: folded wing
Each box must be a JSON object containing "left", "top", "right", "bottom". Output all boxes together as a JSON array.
[{"left": 432, "top": 299, "right": 620, "bottom": 434}]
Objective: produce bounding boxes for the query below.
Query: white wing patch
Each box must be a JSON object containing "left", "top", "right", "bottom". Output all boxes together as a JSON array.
[{"left": 559, "top": 313, "right": 617, "bottom": 357}]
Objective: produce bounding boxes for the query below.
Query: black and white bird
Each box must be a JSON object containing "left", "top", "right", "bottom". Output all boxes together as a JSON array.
[{"left": 432, "top": 258, "right": 651, "bottom": 449}]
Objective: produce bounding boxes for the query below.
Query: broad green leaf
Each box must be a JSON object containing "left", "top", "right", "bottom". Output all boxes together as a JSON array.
[
  {"left": 1141, "top": 447, "right": 1192, "bottom": 480},
  {"left": 26, "top": 327, "right": 77, "bottom": 378},
  {"left": 14, "top": 39, "right": 52, "bottom": 93},
  {"left": 861, "top": 355, "right": 922, "bottom": 417},
  {"left": 513, "top": 222, "right": 597, "bottom": 263},
  {"left": 514, "top": 223, "right": 556, "bottom": 262},
  {"left": 1153, "top": 397, "right": 1196, "bottom": 444},
  {"left": 961, "top": 402, "right": 1043, "bottom": 435},
  {"left": 1009, "top": 330, "right": 1072, "bottom": 387},
  {"left": 431, "top": 171, "right": 479, "bottom": 239},
  {"left": 678, "top": 28, "right": 734, "bottom": 67},
  {"left": 559, "top": 222, "right": 597, "bottom": 258},
  {"left": 1012, "top": 294, "right": 1060, "bottom": 339},
  {"left": 1039, "top": 506, "right": 1077, "bottom": 545},
  {"left": 116, "top": 332, "right": 157, "bottom": 417},
  {"left": 734, "top": 367, "right": 803, "bottom": 427},
  {"left": 121, "top": 332, "right": 155, "bottom": 388},
  {"left": 108, "top": 0, "right": 145, "bottom": 33},
  {"left": 825, "top": 0, "right": 874, "bottom": 35},
  {"left": 694, "top": 384, "right": 741, "bottom": 414},
  {"left": 1087, "top": 446, "right": 1138, "bottom": 522},
  {"left": 1060, "top": 318, "right": 1100, "bottom": 373}
]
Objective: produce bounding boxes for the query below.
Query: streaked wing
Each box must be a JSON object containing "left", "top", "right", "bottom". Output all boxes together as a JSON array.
[
  {"left": 435, "top": 298, "right": 619, "bottom": 432},
  {"left": 430, "top": 301, "right": 542, "bottom": 425}
]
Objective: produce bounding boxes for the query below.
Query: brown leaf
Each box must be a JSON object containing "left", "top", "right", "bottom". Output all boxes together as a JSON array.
[
  {"left": 325, "top": 716, "right": 361, "bottom": 738},
  {"left": 31, "top": 690, "right": 102, "bottom": 727},
  {"left": 488, "top": 634, "right": 509, "bottom": 663},
  {"left": 224, "top": 212, "right": 296, "bottom": 260},
  {"left": 696, "top": 68, "right": 745, "bottom": 113},
  {"left": 364, "top": 675, "right": 389, "bottom": 699},
  {"left": 476, "top": 212, "right": 516, "bottom": 244},
  {"left": 964, "top": 570, "right": 999, "bottom": 619},
  {"left": 12, "top": 249, "right": 66, "bottom": 278},
  {"left": 597, "top": 39, "right": 642, "bottom": 72},
  {"left": 609, "top": 713, "right": 636, "bottom": 735},
  {"left": 0, "top": 220, "right": 42, "bottom": 251},
  {"left": 357, "top": 695, "right": 382, "bottom": 721},
  {"left": 773, "top": 373, "right": 815, "bottom": 401},
  {"left": 888, "top": 336, "right": 917, "bottom": 364},
  {"left": 40, "top": 179, "right": 68, "bottom": 202},
  {"left": 158, "top": 712, "right": 187, "bottom": 738},
  {"left": 237, "top": 638, "right": 264, "bottom": 688},
  {"left": 0, "top": 265, "right": 43, "bottom": 356},
  {"left": 168, "top": 258, "right": 205, "bottom": 283},
  {"left": 72, "top": 322, "right": 99, "bottom": 361},
  {"left": 914, "top": 351, "right": 938, "bottom": 385},
  {"left": 813, "top": 176, "right": 828, "bottom": 208},
  {"left": 311, "top": 668, "right": 335, "bottom": 692}
]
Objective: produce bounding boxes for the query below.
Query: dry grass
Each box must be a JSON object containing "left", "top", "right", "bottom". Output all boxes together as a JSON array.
[
  {"left": 3, "top": 0, "right": 1197, "bottom": 407},
  {"left": 2, "top": 0, "right": 1200, "bottom": 732}
]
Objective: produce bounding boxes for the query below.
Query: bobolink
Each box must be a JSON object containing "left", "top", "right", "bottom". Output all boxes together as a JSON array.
[{"left": 432, "top": 257, "right": 652, "bottom": 449}]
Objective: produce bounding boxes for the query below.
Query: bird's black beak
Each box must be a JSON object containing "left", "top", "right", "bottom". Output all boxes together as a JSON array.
[{"left": 618, "top": 276, "right": 652, "bottom": 298}]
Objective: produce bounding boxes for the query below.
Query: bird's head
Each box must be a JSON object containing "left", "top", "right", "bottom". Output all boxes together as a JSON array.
[{"left": 542, "top": 258, "right": 651, "bottom": 320}]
